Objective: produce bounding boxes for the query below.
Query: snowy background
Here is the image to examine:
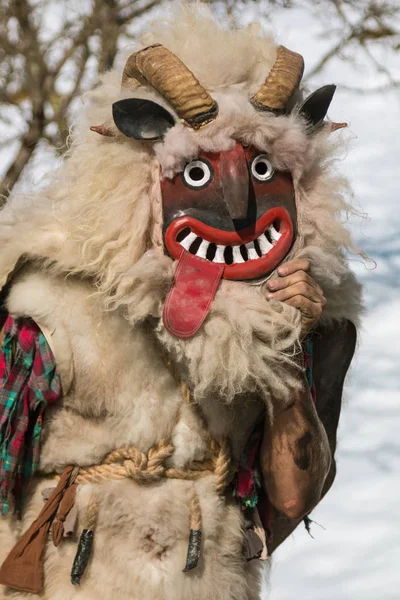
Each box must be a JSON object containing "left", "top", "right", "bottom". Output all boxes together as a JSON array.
[
  {"left": 264, "top": 7, "right": 400, "bottom": 600},
  {"left": 1, "top": 2, "right": 399, "bottom": 599}
]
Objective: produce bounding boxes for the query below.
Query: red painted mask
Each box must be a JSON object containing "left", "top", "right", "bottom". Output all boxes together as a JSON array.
[
  {"left": 161, "top": 142, "right": 296, "bottom": 281},
  {"left": 109, "top": 52, "right": 336, "bottom": 339}
]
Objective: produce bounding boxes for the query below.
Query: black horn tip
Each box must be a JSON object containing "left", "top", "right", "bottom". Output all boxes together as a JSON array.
[
  {"left": 299, "top": 84, "right": 337, "bottom": 133},
  {"left": 70, "top": 529, "right": 94, "bottom": 586},
  {"left": 183, "top": 529, "right": 202, "bottom": 572}
]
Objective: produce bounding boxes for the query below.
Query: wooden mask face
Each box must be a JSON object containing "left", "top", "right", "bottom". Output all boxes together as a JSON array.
[{"left": 161, "top": 142, "right": 296, "bottom": 280}]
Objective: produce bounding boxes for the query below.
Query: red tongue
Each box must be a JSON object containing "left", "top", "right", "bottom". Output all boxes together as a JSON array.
[{"left": 163, "top": 251, "right": 224, "bottom": 338}]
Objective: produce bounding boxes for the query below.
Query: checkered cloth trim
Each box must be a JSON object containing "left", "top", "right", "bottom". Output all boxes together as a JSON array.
[{"left": 0, "top": 313, "right": 61, "bottom": 516}]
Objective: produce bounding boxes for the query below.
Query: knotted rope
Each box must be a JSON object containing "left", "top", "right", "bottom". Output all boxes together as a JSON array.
[
  {"left": 65, "top": 430, "right": 232, "bottom": 580},
  {"left": 0, "top": 345, "right": 236, "bottom": 592},
  {"left": 51, "top": 382, "right": 234, "bottom": 584},
  {"left": 75, "top": 440, "right": 175, "bottom": 484},
  {"left": 74, "top": 378, "right": 233, "bottom": 494},
  {"left": 74, "top": 436, "right": 232, "bottom": 494}
]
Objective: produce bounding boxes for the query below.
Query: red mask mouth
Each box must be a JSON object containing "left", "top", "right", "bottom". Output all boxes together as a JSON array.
[
  {"left": 161, "top": 143, "right": 296, "bottom": 338},
  {"left": 165, "top": 206, "right": 293, "bottom": 280}
]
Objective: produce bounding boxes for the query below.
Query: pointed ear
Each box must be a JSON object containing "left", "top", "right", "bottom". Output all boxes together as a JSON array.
[
  {"left": 298, "top": 84, "right": 336, "bottom": 133},
  {"left": 112, "top": 98, "right": 176, "bottom": 141}
]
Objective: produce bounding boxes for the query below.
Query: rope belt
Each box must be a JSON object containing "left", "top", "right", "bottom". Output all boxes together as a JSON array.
[
  {"left": 75, "top": 437, "right": 232, "bottom": 491},
  {"left": 0, "top": 342, "right": 234, "bottom": 597},
  {"left": 69, "top": 436, "right": 233, "bottom": 584},
  {"left": 0, "top": 420, "right": 233, "bottom": 594}
]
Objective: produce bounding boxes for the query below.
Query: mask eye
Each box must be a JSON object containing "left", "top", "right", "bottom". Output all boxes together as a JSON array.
[
  {"left": 182, "top": 159, "right": 214, "bottom": 190},
  {"left": 250, "top": 154, "right": 275, "bottom": 182}
]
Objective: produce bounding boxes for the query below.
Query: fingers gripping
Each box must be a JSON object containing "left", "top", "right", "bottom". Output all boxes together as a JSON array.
[{"left": 266, "top": 259, "right": 326, "bottom": 334}]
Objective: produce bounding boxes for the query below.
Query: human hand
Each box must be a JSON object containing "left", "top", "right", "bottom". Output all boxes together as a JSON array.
[{"left": 266, "top": 259, "right": 326, "bottom": 336}]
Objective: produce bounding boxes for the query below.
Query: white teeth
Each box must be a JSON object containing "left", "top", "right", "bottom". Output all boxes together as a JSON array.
[
  {"left": 232, "top": 246, "right": 245, "bottom": 263},
  {"left": 178, "top": 223, "right": 283, "bottom": 265},
  {"left": 269, "top": 225, "right": 281, "bottom": 242},
  {"left": 180, "top": 231, "right": 197, "bottom": 251},
  {"left": 196, "top": 239, "right": 209, "bottom": 259},
  {"left": 214, "top": 245, "right": 226, "bottom": 263},
  {"left": 245, "top": 241, "right": 259, "bottom": 260},
  {"left": 258, "top": 234, "right": 273, "bottom": 254}
]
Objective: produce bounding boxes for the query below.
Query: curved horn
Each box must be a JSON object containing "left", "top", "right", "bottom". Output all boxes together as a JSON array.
[
  {"left": 250, "top": 46, "right": 304, "bottom": 114},
  {"left": 122, "top": 44, "right": 218, "bottom": 130}
]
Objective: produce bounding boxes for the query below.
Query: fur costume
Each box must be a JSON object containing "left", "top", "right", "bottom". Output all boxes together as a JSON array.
[{"left": 0, "top": 4, "right": 362, "bottom": 599}]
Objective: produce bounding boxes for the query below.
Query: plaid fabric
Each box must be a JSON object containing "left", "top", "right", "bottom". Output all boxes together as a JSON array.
[{"left": 0, "top": 312, "right": 61, "bottom": 516}]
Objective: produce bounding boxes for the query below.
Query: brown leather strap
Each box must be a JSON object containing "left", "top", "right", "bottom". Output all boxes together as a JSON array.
[
  {"left": 51, "top": 483, "right": 78, "bottom": 547},
  {"left": 0, "top": 324, "right": 5, "bottom": 349},
  {"left": 0, "top": 466, "right": 75, "bottom": 594}
]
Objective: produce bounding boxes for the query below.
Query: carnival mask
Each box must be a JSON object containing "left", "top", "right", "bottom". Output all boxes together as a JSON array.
[
  {"left": 161, "top": 143, "right": 296, "bottom": 281},
  {"left": 106, "top": 44, "right": 336, "bottom": 336}
]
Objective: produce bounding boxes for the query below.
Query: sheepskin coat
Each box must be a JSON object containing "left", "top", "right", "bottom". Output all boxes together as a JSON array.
[{"left": 0, "top": 5, "right": 362, "bottom": 600}]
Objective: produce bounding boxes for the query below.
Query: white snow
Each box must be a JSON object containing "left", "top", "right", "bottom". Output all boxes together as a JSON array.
[{"left": 265, "top": 7, "right": 400, "bottom": 600}]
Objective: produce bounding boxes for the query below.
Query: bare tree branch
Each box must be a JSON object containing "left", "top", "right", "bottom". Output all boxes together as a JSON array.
[
  {"left": 305, "top": 1, "right": 400, "bottom": 82},
  {"left": 336, "top": 80, "right": 400, "bottom": 93},
  {"left": 49, "top": 12, "right": 99, "bottom": 76},
  {"left": 304, "top": 34, "right": 355, "bottom": 80},
  {"left": 1, "top": 0, "right": 400, "bottom": 202},
  {"left": 117, "top": 0, "right": 163, "bottom": 25},
  {"left": 0, "top": 111, "right": 44, "bottom": 198}
]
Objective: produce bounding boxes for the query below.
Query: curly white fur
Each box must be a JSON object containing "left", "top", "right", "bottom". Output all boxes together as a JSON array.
[
  {"left": 0, "top": 4, "right": 363, "bottom": 599},
  {"left": 0, "top": 2, "right": 363, "bottom": 410}
]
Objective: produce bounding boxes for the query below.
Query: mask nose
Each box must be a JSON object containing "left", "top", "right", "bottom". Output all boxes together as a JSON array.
[{"left": 219, "top": 143, "right": 249, "bottom": 220}]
